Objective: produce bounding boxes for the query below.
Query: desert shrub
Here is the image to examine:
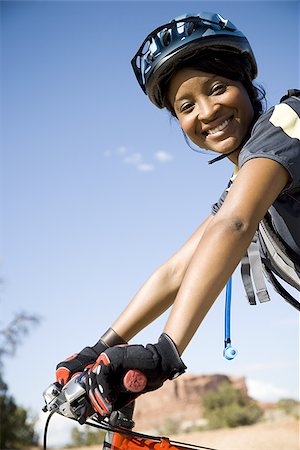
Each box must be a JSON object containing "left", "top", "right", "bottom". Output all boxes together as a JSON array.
[
  {"left": 156, "top": 417, "right": 182, "bottom": 435},
  {"left": 277, "top": 398, "right": 300, "bottom": 418},
  {"left": 202, "top": 382, "right": 263, "bottom": 429},
  {"left": 67, "top": 426, "right": 106, "bottom": 447}
]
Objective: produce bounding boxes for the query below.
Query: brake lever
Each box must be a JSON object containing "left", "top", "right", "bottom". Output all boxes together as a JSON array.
[
  {"left": 42, "top": 372, "right": 97, "bottom": 424},
  {"left": 42, "top": 369, "right": 147, "bottom": 425}
]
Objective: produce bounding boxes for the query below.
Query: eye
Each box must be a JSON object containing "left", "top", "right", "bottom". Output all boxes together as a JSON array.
[
  {"left": 179, "top": 101, "right": 194, "bottom": 114},
  {"left": 211, "top": 83, "right": 227, "bottom": 95}
]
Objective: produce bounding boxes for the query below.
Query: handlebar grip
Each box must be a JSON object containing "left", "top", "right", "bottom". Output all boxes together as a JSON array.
[{"left": 123, "top": 370, "right": 147, "bottom": 393}]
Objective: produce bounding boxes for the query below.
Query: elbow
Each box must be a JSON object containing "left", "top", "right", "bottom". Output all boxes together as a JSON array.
[
  {"left": 212, "top": 215, "right": 258, "bottom": 239},
  {"left": 230, "top": 217, "right": 251, "bottom": 233}
]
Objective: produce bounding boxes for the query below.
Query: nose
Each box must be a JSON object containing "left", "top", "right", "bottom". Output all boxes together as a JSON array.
[{"left": 196, "top": 97, "right": 218, "bottom": 123}]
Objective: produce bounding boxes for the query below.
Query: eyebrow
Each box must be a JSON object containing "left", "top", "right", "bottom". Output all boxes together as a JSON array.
[
  {"left": 174, "top": 96, "right": 192, "bottom": 108},
  {"left": 173, "top": 75, "right": 220, "bottom": 107}
]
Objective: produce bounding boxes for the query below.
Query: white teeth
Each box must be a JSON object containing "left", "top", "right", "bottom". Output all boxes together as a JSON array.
[{"left": 207, "top": 119, "right": 230, "bottom": 135}]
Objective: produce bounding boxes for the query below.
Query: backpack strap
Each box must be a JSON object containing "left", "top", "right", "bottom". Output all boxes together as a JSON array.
[
  {"left": 259, "top": 217, "right": 300, "bottom": 290},
  {"left": 241, "top": 253, "right": 257, "bottom": 305},
  {"left": 241, "top": 215, "right": 300, "bottom": 311},
  {"left": 280, "top": 89, "right": 300, "bottom": 102},
  {"left": 241, "top": 233, "right": 271, "bottom": 305},
  {"left": 262, "top": 264, "right": 300, "bottom": 311}
]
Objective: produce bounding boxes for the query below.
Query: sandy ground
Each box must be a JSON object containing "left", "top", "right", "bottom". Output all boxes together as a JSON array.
[
  {"left": 170, "top": 418, "right": 299, "bottom": 450},
  {"left": 56, "top": 417, "right": 299, "bottom": 450}
]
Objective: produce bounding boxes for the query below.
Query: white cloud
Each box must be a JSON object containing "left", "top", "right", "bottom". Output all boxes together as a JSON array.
[
  {"left": 276, "top": 317, "right": 300, "bottom": 326},
  {"left": 124, "top": 152, "right": 143, "bottom": 165},
  {"left": 104, "top": 146, "right": 173, "bottom": 172},
  {"left": 154, "top": 150, "right": 173, "bottom": 162},
  {"left": 137, "top": 163, "right": 154, "bottom": 172},
  {"left": 240, "top": 360, "right": 297, "bottom": 372},
  {"left": 122, "top": 150, "right": 154, "bottom": 172},
  {"left": 116, "top": 146, "right": 127, "bottom": 155},
  {"left": 247, "top": 379, "right": 290, "bottom": 402}
]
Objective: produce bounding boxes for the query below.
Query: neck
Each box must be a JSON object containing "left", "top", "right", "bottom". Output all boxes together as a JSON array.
[
  {"left": 227, "top": 148, "right": 240, "bottom": 165},
  {"left": 208, "top": 148, "right": 239, "bottom": 165}
]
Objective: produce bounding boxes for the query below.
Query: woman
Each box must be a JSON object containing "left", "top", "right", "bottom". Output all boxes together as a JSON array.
[{"left": 56, "top": 12, "right": 300, "bottom": 418}]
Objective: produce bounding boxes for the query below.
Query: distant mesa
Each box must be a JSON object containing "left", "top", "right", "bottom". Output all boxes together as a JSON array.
[{"left": 134, "top": 373, "right": 248, "bottom": 432}]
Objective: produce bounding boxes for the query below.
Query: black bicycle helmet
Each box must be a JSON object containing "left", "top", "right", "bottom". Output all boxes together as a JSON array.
[{"left": 131, "top": 12, "right": 257, "bottom": 108}]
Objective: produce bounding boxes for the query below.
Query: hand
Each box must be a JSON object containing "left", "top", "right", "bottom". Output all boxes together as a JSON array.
[
  {"left": 56, "top": 344, "right": 107, "bottom": 386},
  {"left": 56, "top": 328, "right": 127, "bottom": 385},
  {"left": 85, "top": 333, "right": 186, "bottom": 416}
]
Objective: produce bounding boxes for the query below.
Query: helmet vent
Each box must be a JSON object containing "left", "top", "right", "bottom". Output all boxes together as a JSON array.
[
  {"left": 162, "top": 30, "right": 171, "bottom": 46},
  {"left": 186, "top": 22, "right": 196, "bottom": 36},
  {"left": 141, "top": 40, "right": 150, "bottom": 55}
]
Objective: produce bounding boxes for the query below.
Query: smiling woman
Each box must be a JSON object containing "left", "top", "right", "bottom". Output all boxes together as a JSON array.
[
  {"left": 54, "top": 10, "right": 300, "bottom": 434},
  {"left": 167, "top": 69, "right": 254, "bottom": 159}
]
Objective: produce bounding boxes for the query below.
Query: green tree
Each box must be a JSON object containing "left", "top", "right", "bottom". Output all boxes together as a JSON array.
[
  {"left": 202, "top": 382, "right": 263, "bottom": 429},
  {"left": 156, "top": 417, "right": 181, "bottom": 435},
  {"left": 277, "top": 398, "right": 300, "bottom": 418},
  {"left": 0, "top": 311, "right": 40, "bottom": 449},
  {"left": 0, "top": 373, "right": 38, "bottom": 449},
  {"left": 67, "top": 426, "right": 106, "bottom": 447},
  {"left": 0, "top": 312, "right": 40, "bottom": 363}
]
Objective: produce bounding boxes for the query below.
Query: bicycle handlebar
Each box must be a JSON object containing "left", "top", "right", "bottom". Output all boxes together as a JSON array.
[{"left": 42, "top": 369, "right": 147, "bottom": 425}]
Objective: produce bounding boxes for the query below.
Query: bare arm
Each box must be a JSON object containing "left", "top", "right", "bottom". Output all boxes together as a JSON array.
[
  {"left": 111, "top": 215, "right": 213, "bottom": 341},
  {"left": 164, "top": 158, "right": 290, "bottom": 354}
]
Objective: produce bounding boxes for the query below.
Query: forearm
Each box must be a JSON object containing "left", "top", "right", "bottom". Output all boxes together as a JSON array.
[
  {"left": 164, "top": 218, "right": 257, "bottom": 354},
  {"left": 111, "top": 215, "right": 214, "bottom": 342},
  {"left": 165, "top": 158, "right": 290, "bottom": 354},
  {"left": 111, "top": 262, "right": 181, "bottom": 341}
]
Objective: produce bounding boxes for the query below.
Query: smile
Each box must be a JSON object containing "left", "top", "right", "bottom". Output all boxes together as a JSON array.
[{"left": 206, "top": 118, "right": 231, "bottom": 135}]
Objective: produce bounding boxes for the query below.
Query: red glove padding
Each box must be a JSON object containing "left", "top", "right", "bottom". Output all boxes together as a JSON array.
[{"left": 84, "top": 333, "right": 186, "bottom": 417}]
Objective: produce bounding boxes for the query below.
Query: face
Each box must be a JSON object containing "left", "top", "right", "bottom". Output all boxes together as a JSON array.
[{"left": 167, "top": 68, "right": 254, "bottom": 159}]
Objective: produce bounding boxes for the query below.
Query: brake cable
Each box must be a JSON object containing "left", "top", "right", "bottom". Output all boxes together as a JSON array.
[{"left": 43, "top": 410, "right": 56, "bottom": 450}]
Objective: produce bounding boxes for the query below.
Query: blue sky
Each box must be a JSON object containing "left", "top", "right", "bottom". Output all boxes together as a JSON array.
[{"left": 1, "top": 0, "right": 299, "bottom": 446}]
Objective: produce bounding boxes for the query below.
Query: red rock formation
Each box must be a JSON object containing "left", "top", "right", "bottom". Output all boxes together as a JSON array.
[{"left": 133, "top": 373, "right": 248, "bottom": 432}]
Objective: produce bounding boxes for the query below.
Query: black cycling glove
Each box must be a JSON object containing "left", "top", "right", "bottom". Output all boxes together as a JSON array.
[
  {"left": 56, "top": 328, "right": 126, "bottom": 385},
  {"left": 85, "top": 333, "right": 186, "bottom": 416}
]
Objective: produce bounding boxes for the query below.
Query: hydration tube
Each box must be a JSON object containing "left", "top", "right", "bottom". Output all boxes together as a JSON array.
[{"left": 223, "top": 277, "right": 237, "bottom": 360}]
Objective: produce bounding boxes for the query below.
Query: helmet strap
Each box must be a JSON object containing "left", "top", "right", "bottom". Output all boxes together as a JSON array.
[{"left": 208, "top": 153, "right": 228, "bottom": 164}]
